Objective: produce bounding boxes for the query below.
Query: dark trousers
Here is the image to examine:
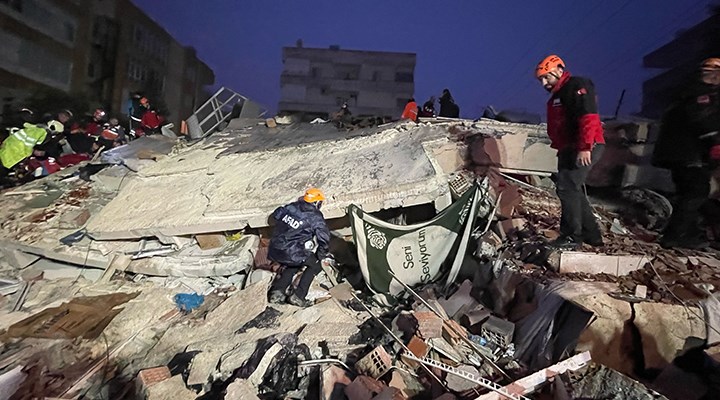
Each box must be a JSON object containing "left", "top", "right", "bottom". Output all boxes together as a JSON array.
[
  {"left": 270, "top": 253, "right": 322, "bottom": 300},
  {"left": 555, "top": 145, "right": 604, "bottom": 243},
  {"left": 664, "top": 166, "right": 711, "bottom": 240}
]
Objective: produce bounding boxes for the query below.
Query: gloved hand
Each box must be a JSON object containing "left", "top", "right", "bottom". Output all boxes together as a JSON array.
[{"left": 711, "top": 145, "right": 720, "bottom": 160}]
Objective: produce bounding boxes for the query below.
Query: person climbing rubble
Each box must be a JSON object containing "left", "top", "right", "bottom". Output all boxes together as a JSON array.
[
  {"left": 418, "top": 96, "right": 436, "bottom": 118},
  {"left": 652, "top": 57, "right": 720, "bottom": 249},
  {"left": 400, "top": 98, "right": 418, "bottom": 121},
  {"left": 535, "top": 54, "right": 606, "bottom": 250},
  {"left": 267, "top": 188, "right": 332, "bottom": 307},
  {"left": 331, "top": 102, "right": 353, "bottom": 129}
]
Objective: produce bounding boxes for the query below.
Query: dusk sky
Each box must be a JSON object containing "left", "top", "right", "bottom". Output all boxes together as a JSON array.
[{"left": 138, "top": 0, "right": 717, "bottom": 119}]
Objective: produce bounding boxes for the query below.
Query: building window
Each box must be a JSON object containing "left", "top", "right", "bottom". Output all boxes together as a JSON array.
[{"left": 395, "top": 72, "right": 414, "bottom": 83}]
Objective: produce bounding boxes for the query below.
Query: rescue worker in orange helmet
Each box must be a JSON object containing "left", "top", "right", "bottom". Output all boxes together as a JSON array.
[
  {"left": 535, "top": 55, "right": 606, "bottom": 250},
  {"left": 652, "top": 57, "right": 720, "bottom": 249},
  {"left": 267, "top": 188, "right": 332, "bottom": 307}
]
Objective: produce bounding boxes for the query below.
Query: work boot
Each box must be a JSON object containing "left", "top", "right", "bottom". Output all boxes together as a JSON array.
[
  {"left": 549, "top": 236, "right": 580, "bottom": 251},
  {"left": 268, "top": 290, "right": 286, "bottom": 304},
  {"left": 287, "top": 293, "right": 312, "bottom": 308},
  {"left": 583, "top": 236, "right": 604, "bottom": 247}
]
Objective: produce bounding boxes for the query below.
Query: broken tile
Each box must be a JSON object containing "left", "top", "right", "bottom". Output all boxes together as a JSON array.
[
  {"left": 407, "top": 335, "right": 430, "bottom": 359},
  {"left": 137, "top": 366, "right": 171, "bottom": 390},
  {"left": 412, "top": 311, "right": 443, "bottom": 339}
]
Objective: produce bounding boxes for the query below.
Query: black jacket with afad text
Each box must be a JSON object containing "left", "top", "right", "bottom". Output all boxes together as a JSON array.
[
  {"left": 652, "top": 80, "right": 720, "bottom": 168},
  {"left": 546, "top": 72, "right": 605, "bottom": 152},
  {"left": 268, "top": 200, "right": 330, "bottom": 267}
]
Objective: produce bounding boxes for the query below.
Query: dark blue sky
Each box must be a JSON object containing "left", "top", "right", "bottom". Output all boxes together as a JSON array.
[{"left": 138, "top": 0, "right": 716, "bottom": 118}]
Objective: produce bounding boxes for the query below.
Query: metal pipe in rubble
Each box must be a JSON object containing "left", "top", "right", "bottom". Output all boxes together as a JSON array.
[
  {"left": 388, "top": 270, "right": 512, "bottom": 382},
  {"left": 349, "top": 293, "right": 447, "bottom": 389}
]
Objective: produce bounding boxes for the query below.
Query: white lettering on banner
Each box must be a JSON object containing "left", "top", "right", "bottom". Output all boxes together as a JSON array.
[
  {"left": 403, "top": 246, "right": 413, "bottom": 269},
  {"left": 458, "top": 199, "right": 471, "bottom": 226},
  {"left": 418, "top": 229, "right": 432, "bottom": 282},
  {"left": 281, "top": 214, "right": 303, "bottom": 229}
]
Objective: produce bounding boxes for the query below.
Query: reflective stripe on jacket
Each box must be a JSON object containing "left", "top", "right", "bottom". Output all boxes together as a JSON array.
[{"left": 0, "top": 123, "right": 47, "bottom": 168}]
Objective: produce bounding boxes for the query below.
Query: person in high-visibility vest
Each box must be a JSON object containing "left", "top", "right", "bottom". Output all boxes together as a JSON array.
[{"left": 0, "top": 122, "right": 57, "bottom": 177}]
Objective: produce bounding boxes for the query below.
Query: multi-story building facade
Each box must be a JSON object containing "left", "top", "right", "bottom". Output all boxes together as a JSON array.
[
  {"left": 642, "top": 7, "right": 720, "bottom": 119},
  {"left": 0, "top": 0, "right": 214, "bottom": 129},
  {"left": 279, "top": 44, "right": 416, "bottom": 119}
]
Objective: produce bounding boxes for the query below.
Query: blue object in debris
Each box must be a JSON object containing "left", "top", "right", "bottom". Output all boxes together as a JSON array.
[{"left": 174, "top": 293, "right": 205, "bottom": 312}]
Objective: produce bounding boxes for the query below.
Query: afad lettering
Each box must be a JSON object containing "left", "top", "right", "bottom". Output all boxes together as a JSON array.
[
  {"left": 281, "top": 214, "right": 303, "bottom": 229},
  {"left": 402, "top": 229, "right": 432, "bottom": 283}
]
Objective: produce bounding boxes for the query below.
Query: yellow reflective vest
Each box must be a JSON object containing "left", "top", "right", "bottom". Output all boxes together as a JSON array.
[{"left": 0, "top": 123, "right": 47, "bottom": 169}]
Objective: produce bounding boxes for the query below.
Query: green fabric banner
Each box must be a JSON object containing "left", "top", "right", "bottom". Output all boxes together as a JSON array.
[{"left": 349, "top": 185, "right": 481, "bottom": 295}]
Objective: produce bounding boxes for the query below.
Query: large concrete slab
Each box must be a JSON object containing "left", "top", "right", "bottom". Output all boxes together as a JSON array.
[{"left": 86, "top": 123, "right": 456, "bottom": 240}]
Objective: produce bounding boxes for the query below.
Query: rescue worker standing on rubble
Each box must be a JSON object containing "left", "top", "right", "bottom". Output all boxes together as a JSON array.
[
  {"left": 401, "top": 98, "right": 418, "bottom": 121},
  {"left": 535, "top": 55, "right": 606, "bottom": 249},
  {"left": 652, "top": 58, "right": 720, "bottom": 249},
  {"left": 267, "top": 188, "right": 332, "bottom": 307}
]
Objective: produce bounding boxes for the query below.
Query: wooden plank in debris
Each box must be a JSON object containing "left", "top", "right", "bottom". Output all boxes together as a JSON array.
[
  {"left": 559, "top": 252, "right": 649, "bottom": 276},
  {"left": 195, "top": 233, "right": 226, "bottom": 250}
]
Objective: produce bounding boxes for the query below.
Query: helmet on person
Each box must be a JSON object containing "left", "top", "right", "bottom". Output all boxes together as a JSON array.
[
  {"left": 701, "top": 58, "right": 720, "bottom": 71},
  {"left": 535, "top": 55, "right": 565, "bottom": 78},
  {"left": 303, "top": 188, "right": 326, "bottom": 203},
  {"left": 47, "top": 120, "right": 64, "bottom": 134},
  {"left": 93, "top": 108, "right": 106, "bottom": 120}
]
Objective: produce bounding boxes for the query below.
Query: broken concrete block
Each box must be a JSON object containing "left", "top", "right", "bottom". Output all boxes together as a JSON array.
[
  {"left": 442, "top": 319, "right": 466, "bottom": 345},
  {"left": 622, "top": 164, "right": 675, "bottom": 193},
  {"left": 225, "top": 378, "right": 260, "bottom": 399},
  {"left": 248, "top": 269, "right": 273, "bottom": 286},
  {"left": 355, "top": 346, "right": 392, "bottom": 379},
  {"left": 388, "top": 369, "right": 424, "bottom": 398},
  {"left": 634, "top": 285, "right": 648, "bottom": 299},
  {"left": 412, "top": 311, "right": 443, "bottom": 339},
  {"left": 481, "top": 315, "right": 514, "bottom": 348},
  {"left": 137, "top": 366, "right": 171, "bottom": 391},
  {"left": 476, "top": 230, "right": 503, "bottom": 258},
  {"left": 145, "top": 375, "right": 196, "bottom": 400},
  {"left": 445, "top": 365, "right": 480, "bottom": 392},
  {"left": 58, "top": 209, "right": 91, "bottom": 229},
  {"left": 634, "top": 302, "right": 706, "bottom": 370},
  {"left": 438, "top": 280, "right": 475, "bottom": 319},
  {"left": 0, "top": 249, "right": 39, "bottom": 270},
  {"left": 265, "top": 118, "right": 277, "bottom": 128},
  {"left": 559, "top": 252, "right": 649, "bottom": 276},
  {"left": 195, "top": 233, "right": 226, "bottom": 250},
  {"left": 520, "top": 141, "right": 557, "bottom": 172},
  {"left": 344, "top": 375, "right": 386, "bottom": 400},
  {"left": 321, "top": 365, "right": 352, "bottom": 400},
  {"left": 461, "top": 307, "right": 491, "bottom": 335}
]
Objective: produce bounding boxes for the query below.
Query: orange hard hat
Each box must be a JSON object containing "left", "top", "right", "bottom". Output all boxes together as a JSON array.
[
  {"left": 701, "top": 58, "right": 720, "bottom": 71},
  {"left": 303, "top": 188, "right": 326, "bottom": 203},
  {"left": 535, "top": 55, "right": 565, "bottom": 78}
]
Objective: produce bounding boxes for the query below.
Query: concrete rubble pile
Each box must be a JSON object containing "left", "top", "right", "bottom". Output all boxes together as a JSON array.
[{"left": 0, "top": 115, "right": 717, "bottom": 399}]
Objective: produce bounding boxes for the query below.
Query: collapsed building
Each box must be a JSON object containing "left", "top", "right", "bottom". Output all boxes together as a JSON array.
[{"left": 0, "top": 107, "right": 718, "bottom": 400}]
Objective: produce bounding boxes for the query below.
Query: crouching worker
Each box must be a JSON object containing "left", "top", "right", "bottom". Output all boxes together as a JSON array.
[{"left": 267, "top": 188, "right": 331, "bottom": 307}]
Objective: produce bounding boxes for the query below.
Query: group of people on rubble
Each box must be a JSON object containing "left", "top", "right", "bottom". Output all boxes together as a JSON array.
[
  {"left": 0, "top": 93, "right": 165, "bottom": 187},
  {"left": 266, "top": 54, "right": 720, "bottom": 308},
  {"left": 401, "top": 88, "right": 461, "bottom": 122}
]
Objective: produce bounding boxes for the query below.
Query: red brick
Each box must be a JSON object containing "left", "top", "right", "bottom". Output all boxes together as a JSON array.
[
  {"left": 412, "top": 311, "right": 443, "bottom": 339},
  {"left": 137, "top": 366, "right": 171, "bottom": 389}
]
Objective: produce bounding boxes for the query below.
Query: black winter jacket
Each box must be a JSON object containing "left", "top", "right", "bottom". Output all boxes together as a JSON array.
[
  {"left": 268, "top": 200, "right": 330, "bottom": 267},
  {"left": 653, "top": 81, "right": 720, "bottom": 168}
]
